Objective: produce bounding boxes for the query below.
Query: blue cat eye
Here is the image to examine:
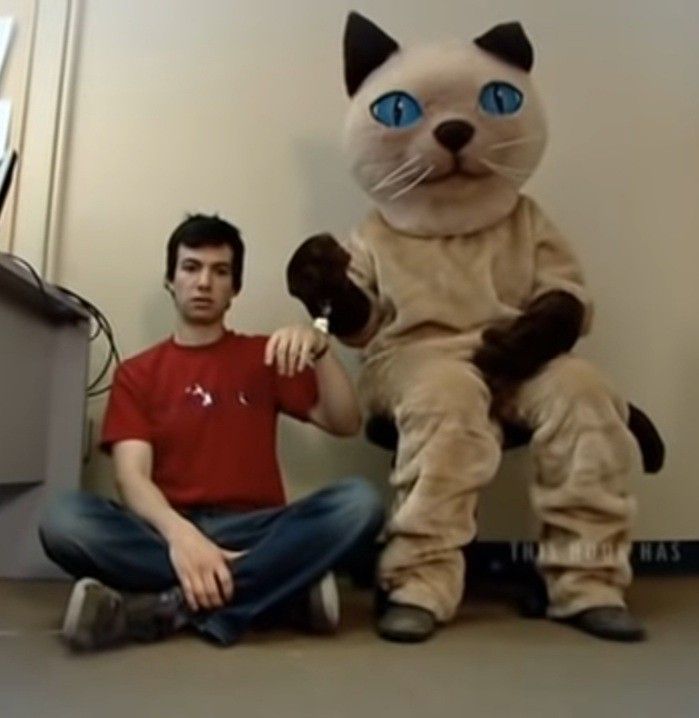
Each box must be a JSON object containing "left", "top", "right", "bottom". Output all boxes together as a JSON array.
[
  {"left": 479, "top": 82, "right": 524, "bottom": 116},
  {"left": 371, "top": 91, "right": 424, "bottom": 128}
]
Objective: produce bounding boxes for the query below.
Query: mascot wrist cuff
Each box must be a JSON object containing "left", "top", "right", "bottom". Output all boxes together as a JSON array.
[{"left": 313, "top": 316, "right": 330, "bottom": 334}]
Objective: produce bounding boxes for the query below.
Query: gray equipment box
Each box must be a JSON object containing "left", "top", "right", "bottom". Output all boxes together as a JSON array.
[{"left": 0, "top": 255, "right": 90, "bottom": 578}]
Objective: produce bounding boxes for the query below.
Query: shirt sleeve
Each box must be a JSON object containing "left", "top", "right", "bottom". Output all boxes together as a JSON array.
[
  {"left": 528, "top": 198, "right": 594, "bottom": 335},
  {"left": 273, "top": 367, "right": 319, "bottom": 422},
  {"left": 99, "top": 362, "right": 153, "bottom": 454}
]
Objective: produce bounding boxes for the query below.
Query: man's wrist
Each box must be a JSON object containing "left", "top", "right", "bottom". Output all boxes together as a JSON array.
[
  {"left": 313, "top": 337, "right": 330, "bottom": 361},
  {"left": 160, "top": 512, "right": 194, "bottom": 544}
]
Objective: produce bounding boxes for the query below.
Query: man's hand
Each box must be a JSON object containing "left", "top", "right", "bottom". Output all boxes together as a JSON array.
[
  {"left": 167, "top": 522, "right": 245, "bottom": 612},
  {"left": 264, "top": 325, "right": 329, "bottom": 377}
]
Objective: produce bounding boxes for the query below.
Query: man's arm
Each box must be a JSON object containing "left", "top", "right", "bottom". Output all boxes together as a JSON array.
[
  {"left": 113, "top": 439, "right": 243, "bottom": 611},
  {"left": 307, "top": 346, "right": 362, "bottom": 436},
  {"left": 264, "top": 325, "right": 362, "bottom": 436}
]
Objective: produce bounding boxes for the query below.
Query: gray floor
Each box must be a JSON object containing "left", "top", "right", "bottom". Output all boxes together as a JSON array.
[{"left": 2, "top": 576, "right": 698, "bottom": 718}]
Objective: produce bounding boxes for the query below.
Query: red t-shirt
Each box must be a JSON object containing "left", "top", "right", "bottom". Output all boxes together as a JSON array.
[{"left": 100, "top": 331, "right": 318, "bottom": 510}]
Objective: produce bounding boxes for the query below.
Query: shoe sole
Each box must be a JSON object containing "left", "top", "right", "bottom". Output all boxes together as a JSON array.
[
  {"left": 377, "top": 625, "right": 435, "bottom": 643},
  {"left": 62, "top": 577, "right": 104, "bottom": 649},
  {"left": 377, "top": 604, "right": 437, "bottom": 643},
  {"left": 553, "top": 615, "right": 647, "bottom": 642},
  {"left": 562, "top": 622, "right": 646, "bottom": 642},
  {"left": 308, "top": 572, "right": 340, "bottom": 633}
]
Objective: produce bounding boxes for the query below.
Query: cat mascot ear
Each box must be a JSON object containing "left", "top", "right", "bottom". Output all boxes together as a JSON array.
[
  {"left": 343, "top": 11, "right": 400, "bottom": 96},
  {"left": 474, "top": 22, "right": 534, "bottom": 72}
]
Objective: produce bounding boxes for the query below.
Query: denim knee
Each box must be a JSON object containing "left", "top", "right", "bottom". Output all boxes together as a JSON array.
[
  {"left": 38, "top": 490, "right": 101, "bottom": 562},
  {"left": 329, "top": 477, "right": 385, "bottom": 537}
]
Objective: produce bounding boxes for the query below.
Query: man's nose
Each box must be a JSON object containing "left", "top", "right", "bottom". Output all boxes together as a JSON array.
[{"left": 197, "top": 269, "right": 213, "bottom": 288}]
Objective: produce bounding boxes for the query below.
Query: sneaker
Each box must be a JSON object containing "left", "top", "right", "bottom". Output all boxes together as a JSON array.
[
  {"left": 306, "top": 572, "right": 340, "bottom": 633},
  {"left": 62, "top": 578, "right": 184, "bottom": 651},
  {"left": 377, "top": 602, "right": 437, "bottom": 643},
  {"left": 556, "top": 606, "right": 647, "bottom": 642},
  {"left": 288, "top": 572, "right": 340, "bottom": 634}
]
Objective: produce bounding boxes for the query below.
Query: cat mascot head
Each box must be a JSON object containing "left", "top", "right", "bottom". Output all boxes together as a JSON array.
[{"left": 342, "top": 12, "right": 547, "bottom": 237}]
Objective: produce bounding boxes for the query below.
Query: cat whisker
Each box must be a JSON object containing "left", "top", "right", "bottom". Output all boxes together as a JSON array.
[
  {"left": 485, "top": 135, "right": 546, "bottom": 152},
  {"left": 361, "top": 157, "right": 416, "bottom": 170},
  {"left": 480, "top": 157, "right": 533, "bottom": 182},
  {"left": 371, "top": 155, "right": 423, "bottom": 191},
  {"left": 389, "top": 165, "right": 435, "bottom": 201},
  {"left": 373, "top": 163, "right": 426, "bottom": 191},
  {"left": 372, "top": 160, "right": 423, "bottom": 191}
]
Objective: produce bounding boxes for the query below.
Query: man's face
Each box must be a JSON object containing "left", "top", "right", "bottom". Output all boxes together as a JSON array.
[{"left": 167, "top": 244, "right": 236, "bottom": 324}]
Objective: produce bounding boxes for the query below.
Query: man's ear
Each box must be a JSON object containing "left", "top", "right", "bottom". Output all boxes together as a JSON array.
[{"left": 164, "top": 280, "right": 174, "bottom": 297}]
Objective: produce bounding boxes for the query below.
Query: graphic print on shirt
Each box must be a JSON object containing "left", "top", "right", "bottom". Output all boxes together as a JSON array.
[
  {"left": 237, "top": 391, "right": 251, "bottom": 406},
  {"left": 184, "top": 383, "right": 214, "bottom": 407}
]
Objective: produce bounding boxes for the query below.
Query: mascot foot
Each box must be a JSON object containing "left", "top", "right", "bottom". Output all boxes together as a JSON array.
[
  {"left": 377, "top": 603, "right": 437, "bottom": 643},
  {"left": 556, "top": 606, "right": 647, "bottom": 642}
]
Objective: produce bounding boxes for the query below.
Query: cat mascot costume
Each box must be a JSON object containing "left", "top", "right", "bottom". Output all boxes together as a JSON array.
[{"left": 287, "top": 13, "right": 664, "bottom": 643}]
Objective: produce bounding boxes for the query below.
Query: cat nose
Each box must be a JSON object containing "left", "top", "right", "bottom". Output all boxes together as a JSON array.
[{"left": 433, "top": 120, "right": 475, "bottom": 153}]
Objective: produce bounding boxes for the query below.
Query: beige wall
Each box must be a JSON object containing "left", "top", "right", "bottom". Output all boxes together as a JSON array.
[{"left": 5, "top": 0, "right": 698, "bottom": 539}]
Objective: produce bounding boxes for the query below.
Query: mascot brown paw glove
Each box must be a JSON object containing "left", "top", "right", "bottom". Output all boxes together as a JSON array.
[
  {"left": 473, "top": 290, "right": 584, "bottom": 383},
  {"left": 286, "top": 233, "right": 372, "bottom": 337}
]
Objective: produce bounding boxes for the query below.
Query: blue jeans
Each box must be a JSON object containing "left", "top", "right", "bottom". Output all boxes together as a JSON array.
[{"left": 39, "top": 477, "right": 384, "bottom": 645}]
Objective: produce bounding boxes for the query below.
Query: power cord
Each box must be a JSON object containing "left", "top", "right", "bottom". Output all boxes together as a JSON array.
[{"left": 1, "top": 251, "right": 120, "bottom": 397}]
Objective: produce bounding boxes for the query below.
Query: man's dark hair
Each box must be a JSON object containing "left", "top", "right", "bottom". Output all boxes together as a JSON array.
[{"left": 166, "top": 214, "right": 245, "bottom": 292}]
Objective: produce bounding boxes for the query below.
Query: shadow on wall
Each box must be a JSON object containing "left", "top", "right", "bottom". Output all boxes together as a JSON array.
[{"left": 293, "top": 135, "right": 367, "bottom": 241}]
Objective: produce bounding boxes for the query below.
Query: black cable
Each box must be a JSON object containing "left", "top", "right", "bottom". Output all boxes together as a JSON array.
[
  {"left": 85, "top": 385, "right": 112, "bottom": 398},
  {"left": 2, "top": 252, "right": 53, "bottom": 310},
  {"left": 55, "top": 285, "right": 107, "bottom": 341},
  {"left": 55, "top": 284, "right": 121, "bottom": 396},
  {"left": 0, "top": 251, "right": 121, "bottom": 398},
  {"left": 54, "top": 286, "right": 120, "bottom": 396}
]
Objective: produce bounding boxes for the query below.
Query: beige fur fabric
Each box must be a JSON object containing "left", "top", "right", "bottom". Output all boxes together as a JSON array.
[
  {"left": 347, "top": 195, "right": 593, "bottom": 361},
  {"left": 339, "top": 21, "right": 640, "bottom": 620},
  {"left": 360, "top": 345, "right": 639, "bottom": 620},
  {"left": 349, "top": 198, "right": 638, "bottom": 620},
  {"left": 343, "top": 40, "right": 546, "bottom": 237}
]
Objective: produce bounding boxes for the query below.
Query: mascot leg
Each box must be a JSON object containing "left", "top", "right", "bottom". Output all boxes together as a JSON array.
[
  {"left": 508, "top": 355, "right": 646, "bottom": 641},
  {"left": 361, "top": 347, "right": 501, "bottom": 641}
]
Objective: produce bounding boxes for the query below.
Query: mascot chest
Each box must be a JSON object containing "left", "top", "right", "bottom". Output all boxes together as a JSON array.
[{"left": 366, "top": 224, "right": 534, "bottom": 314}]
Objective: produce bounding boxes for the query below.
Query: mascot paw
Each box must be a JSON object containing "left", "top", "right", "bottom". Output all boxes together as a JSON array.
[
  {"left": 473, "top": 324, "right": 542, "bottom": 382},
  {"left": 286, "top": 233, "right": 373, "bottom": 337},
  {"left": 286, "top": 233, "right": 352, "bottom": 313}
]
